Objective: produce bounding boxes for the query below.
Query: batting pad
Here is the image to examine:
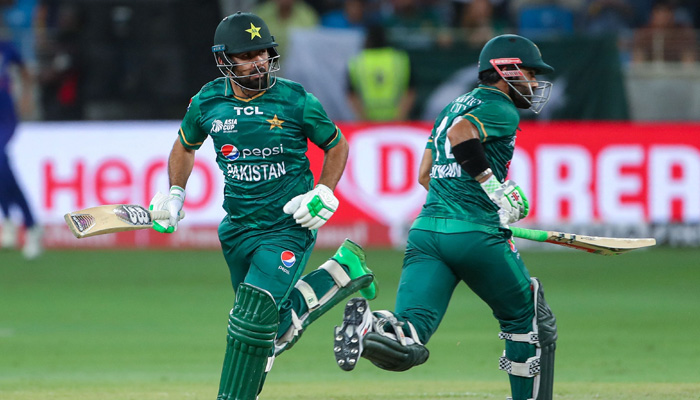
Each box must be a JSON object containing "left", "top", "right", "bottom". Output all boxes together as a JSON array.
[{"left": 217, "top": 283, "right": 279, "bottom": 400}]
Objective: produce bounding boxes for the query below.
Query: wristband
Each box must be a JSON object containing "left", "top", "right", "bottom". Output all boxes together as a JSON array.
[
  {"left": 169, "top": 185, "right": 186, "bottom": 201},
  {"left": 473, "top": 168, "right": 492, "bottom": 182}
]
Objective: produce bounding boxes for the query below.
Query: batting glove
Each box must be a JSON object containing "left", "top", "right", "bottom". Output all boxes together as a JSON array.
[
  {"left": 149, "top": 185, "right": 186, "bottom": 233},
  {"left": 480, "top": 176, "right": 529, "bottom": 226},
  {"left": 283, "top": 184, "right": 339, "bottom": 230}
]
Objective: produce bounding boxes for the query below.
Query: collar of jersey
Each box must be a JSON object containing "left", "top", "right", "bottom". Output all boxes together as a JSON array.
[
  {"left": 477, "top": 84, "right": 512, "bottom": 103},
  {"left": 225, "top": 77, "right": 267, "bottom": 102}
]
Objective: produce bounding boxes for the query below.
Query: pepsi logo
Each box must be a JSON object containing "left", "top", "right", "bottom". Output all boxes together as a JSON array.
[
  {"left": 508, "top": 239, "right": 517, "bottom": 253},
  {"left": 221, "top": 144, "right": 240, "bottom": 161},
  {"left": 281, "top": 251, "right": 296, "bottom": 268}
]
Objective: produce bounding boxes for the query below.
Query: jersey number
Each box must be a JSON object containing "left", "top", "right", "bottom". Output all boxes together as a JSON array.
[{"left": 434, "top": 116, "right": 454, "bottom": 163}]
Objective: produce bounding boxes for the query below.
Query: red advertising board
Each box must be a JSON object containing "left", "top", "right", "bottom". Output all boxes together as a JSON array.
[
  {"left": 310, "top": 122, "right": 700, "bottom": 247},
  {"left": 9, "top": 121, "right": 700, "bottom": 249}
]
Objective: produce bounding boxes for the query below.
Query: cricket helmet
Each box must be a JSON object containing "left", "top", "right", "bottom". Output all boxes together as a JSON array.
[
  {"left": 212, "top": 12, "right": 280, "bottom": 91},
  {"left": 478, "top": 34, "right": 553, "bottom": 74},
  {"left": 478, "top": 34, "right": 554, "bottom": 114}
]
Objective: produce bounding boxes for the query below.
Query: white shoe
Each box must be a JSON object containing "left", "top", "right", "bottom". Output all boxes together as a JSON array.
[
  {"left": 333, "top": 297, "right": 373, "bottom": 371},
  {"left": 2, "top": 219, "right": 18, "bottom": 248},
  {"left": 22, "top": 225, "right": 43, "bottom": 260}
]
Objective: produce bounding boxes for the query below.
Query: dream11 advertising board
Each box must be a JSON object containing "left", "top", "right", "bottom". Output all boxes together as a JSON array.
[{"left": 8, "top": 121, "right": 700, "bottom": 249}]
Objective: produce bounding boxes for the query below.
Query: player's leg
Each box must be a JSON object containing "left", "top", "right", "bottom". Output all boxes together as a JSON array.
[
  {"left": 334, "top": 229, "right": 454, "bottom": 372},
  {"left": 0, "top": 152, "right": 36, "bottom": 229},
  {"left": 0, "top": 148, "right": 40, "bottom": 257},
  {"left": 449, "top": 231, "right": 556, "bottom": 400},
  {"left": 393, "top": 229, "right": 460, "bottom": 343},
  {"left": 216, "top": 283, "right": 278, "bottom": 400},
  {"left": 334, "top": 296, "right": 432, "bottom": 372},
  {"left": 275, "top": 238, "right": 376, "bottom": 356},
  {"left": 218, "top": 226, "right": 375, "bottom": 396},
  {"left": 218, "top": 219, "right": 255, "bottom": 290},
  {"left": 0, "top": 150, "right": 17, "bottom": 249},
  {"left": 217, "top": 225, "right": 312, "bottom": 398}
]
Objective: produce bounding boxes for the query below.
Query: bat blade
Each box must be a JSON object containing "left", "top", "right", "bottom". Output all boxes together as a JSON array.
[
  {"left": 510, "top": 227, "right": 656, "bottom": 255},
  {"left": 64, "top": 204, "right": 174, "bottom": 238}
]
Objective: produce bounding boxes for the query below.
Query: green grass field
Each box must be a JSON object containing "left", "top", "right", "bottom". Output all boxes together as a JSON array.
[{"left": 2, "top": 246, "right": 699, "bottom": 399}]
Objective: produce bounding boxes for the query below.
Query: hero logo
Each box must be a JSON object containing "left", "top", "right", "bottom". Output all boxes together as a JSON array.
[
  {"left": 279, "top": 250, "right": 296, "bottom": 274},
  {"left": 211, "top": 119, "right": 238, "bottom": 133},
  {"left": 220, "top": 143, "right": 283, "bottom": 160}
]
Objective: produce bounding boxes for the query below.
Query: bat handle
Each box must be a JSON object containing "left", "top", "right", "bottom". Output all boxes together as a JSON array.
[
  {"left": 151, "top": 210, "right": 186, "bottom": 221},
  {"left": 510, "top": 226, "right": 548, "bottom": 242}
]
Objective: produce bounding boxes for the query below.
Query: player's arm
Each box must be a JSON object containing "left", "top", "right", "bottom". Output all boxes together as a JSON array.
[
  {"left": 150, "top": 93, "right": 205, "bottom": 234},
  {"left": 418, "top": 148, "right": 432, "bottom": 191},
  {"left": 168, "top": 138, "right": 196, "bottom": 189},
  {"left": 149, "top": 138, "right": 193, "bottom": 233},
  {"left": 317, "top": 134, "right": 348, "bottom": 191},
  {"left": 448, "top": 117, "right": 528, "bottom": 225},
  {"left": 447, "top": 118, "right": 492, "bottom": 182},
  {"left": 284, "top": 93, "right": 347, "bottom": 230}
]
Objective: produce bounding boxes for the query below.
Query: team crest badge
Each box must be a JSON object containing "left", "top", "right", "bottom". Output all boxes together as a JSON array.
[
  {"left": 281, "top": 251, "right": 296, "bottom": 268},
  {"left": 266, "top": 114, "right": 285, "bottom": 130},
  {"left": 246, "top": 23, "right": 262, "bottom": 40},
  {"left": 221, "top": 144, "right": 240, "bottom": 161}
]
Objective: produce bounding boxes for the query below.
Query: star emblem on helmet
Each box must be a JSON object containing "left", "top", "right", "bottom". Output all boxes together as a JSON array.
[
  {"left": 266, "top": 114, "right": 285, "bottom": 130},
  {"left": 246, "top": 23, "right": 262, "bottom": 40}
]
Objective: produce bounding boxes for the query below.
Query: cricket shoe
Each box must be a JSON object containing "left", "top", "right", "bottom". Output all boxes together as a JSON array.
[
  {"left": 334, "top": 297, "right": 373, "bottom": 371},
  {"left": 331, "top": 239, "right": 377, "bottom": 300},
  {"left": 22, "top": 226, "right": 43, "bottom": 260},
  {"left": 1, "top": 219, "right": 17, "bottom": 249}
]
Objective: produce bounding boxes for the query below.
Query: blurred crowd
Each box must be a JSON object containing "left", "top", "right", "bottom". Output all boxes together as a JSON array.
[
  {"left": 234, "top": 0, "right": 700, "bottom": 58},
  {"left": 0, "top": 0, "right": 698, "bottom": 122}
]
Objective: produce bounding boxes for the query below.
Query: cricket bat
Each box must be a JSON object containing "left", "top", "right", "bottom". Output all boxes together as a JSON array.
[
  {"left": 64, "top": 204, "right": 185, "bottom": 238},
  {"left": 510, "top": 226, "right": 656, "bottom": 256}
]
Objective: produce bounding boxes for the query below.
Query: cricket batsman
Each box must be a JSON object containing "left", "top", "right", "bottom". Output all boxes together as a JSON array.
[
  {"left": 149, "top": 12, "right": 376, "bottom": 400},
  {"left": 333, "top": 34, "right": 558, "bottom": 400}
]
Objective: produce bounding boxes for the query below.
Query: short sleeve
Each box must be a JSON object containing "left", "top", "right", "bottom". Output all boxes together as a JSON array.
[
  {"left": 302, "top": 92, "right": 341, "bottom": 150},
  {"left": 425, "top": 134, "right": 435, "bottom": 151},
  {"left": 178, "top": 96, "right": 208, "bottom": 150},
  {"left": 462, "top": 101, "right": 518, "bottom": 142}
]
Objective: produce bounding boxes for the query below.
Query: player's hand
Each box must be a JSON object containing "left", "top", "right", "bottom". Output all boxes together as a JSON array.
[
  {"left": 283, "top": 184, "right": 339, "bottom": 230},
  {"left": 149, "top": 185, "right": 186, "bottom": 233},
  {"left": 480, "top": 177, "right": 529, "bottom": 226}
]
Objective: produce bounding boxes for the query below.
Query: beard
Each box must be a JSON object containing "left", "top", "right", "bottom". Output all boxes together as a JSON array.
[
  {"left": 234, "top": 72, "right": 269, "bottom": 91},
  {"left": 508, "top": 83, "right": 532, "bottom": 109}
]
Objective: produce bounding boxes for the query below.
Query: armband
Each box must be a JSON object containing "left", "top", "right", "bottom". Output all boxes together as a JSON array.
[{"left": 451, "top": 138, "right": 491, "bottom": 179}]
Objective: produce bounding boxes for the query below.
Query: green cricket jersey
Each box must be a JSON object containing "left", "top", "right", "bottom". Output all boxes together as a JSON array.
[
  {"left": 415, "top": 85, "right": 520, "bottom": 232},
  {"left": 179, "top": 77, "right": 342, "bottom": 229}
]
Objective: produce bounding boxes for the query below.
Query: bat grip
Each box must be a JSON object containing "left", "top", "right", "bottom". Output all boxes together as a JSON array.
[
  {"left": 151, "top": 210, "right": 186, "bottom": 221},
  {"left": 510, "top": 226, "right": 548, "bottom": 242}
]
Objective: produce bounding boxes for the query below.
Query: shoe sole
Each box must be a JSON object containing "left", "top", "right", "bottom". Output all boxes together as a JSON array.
[{"left": 333, "top": 297, "right": 371, "bottom": 371}]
